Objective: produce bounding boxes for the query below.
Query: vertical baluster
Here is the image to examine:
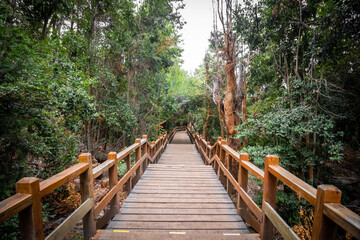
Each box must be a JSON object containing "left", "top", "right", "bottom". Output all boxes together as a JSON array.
[
  {"left": 206, "top": 141, "right": 211, "bottom": 165},
  {"left": 312, "top": 185, "right": 341, "bottom": 240},
  {"left": 238, "top": 153, "right": 249, "bottom": 219},
  {"left": 151, "top": 141, "right": 155, "bottom": 163},
  {"left": 142, "top": 135, "right": 148, "bottom": 170},
  {"left": 108, "top": 152, "right": 119, "bottom": 217},
  {"left": 261, "top": 155, "right": 279, "bottom": 240},
  {"left": 79, "top": 153, "right": 96, "bottom": 240},
  {"left": 17, "top": 177, "right": 44, "bottom": 240},
  {"left": 134, "top": 139, "right": 142, "bottom": 185}
]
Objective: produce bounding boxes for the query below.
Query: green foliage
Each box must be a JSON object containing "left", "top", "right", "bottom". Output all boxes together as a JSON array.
[
  {"left": 230, "top": 0, "right": 356, "bottom": 184},
  {"left": 276, "top": 191, "right": 301, "bottom": 227},
  {"left": 236, "top": 101, "right": 344, "bottom": 176},
  {"left": 0, "top": 0, "right": 189, "bottom": 236}
]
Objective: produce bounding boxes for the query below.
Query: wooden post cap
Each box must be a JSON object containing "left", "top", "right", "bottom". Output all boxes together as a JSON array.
[
  {"left": 207, "top": 141, "right": 211, "bottom": 145},
  {"left": 78, "top": 153, "right": 91, "bottom": 163},
  {"left": 135, "top": 138, "right": 141, "bottom": 143},
  {"left": 108, "top": 152, "right": 117, "bottom": 160},
  {"left": 317, "top": 185, "right": 342, "bottom": 202},
  {"left": 16, "top": 177, "right": 39, "bottom": 193},
  {"left": 142, "top": 135, "right": 147, "bottom": 139},
  {"left": 265, "top": 155, "right": 279, "bottom": 165},
  {"left": 240, "top": 153, "right": 249, "bottom": 161},
  {"left": 152, "top": 141, "right": 155, "bottom": 144},
  {"left": 217, "top": 137, "right": 222, "bottom": 141}
]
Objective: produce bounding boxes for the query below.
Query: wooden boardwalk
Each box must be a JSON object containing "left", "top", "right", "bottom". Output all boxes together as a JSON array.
[{"left": 94, "top": 131, "right": 257, "bottom": 239}]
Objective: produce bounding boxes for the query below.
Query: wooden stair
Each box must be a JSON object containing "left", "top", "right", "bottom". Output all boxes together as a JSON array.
[{"left": 94, "top": 131, "right": 257, "bottom": 239}]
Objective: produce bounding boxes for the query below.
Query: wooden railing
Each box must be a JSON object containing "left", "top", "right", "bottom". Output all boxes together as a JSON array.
[
  {"left": 0, "top": 126, "right": 183, "bottom": 240},
  {"left": 187, "top": 126, "right": 360, "bottom": 240}
]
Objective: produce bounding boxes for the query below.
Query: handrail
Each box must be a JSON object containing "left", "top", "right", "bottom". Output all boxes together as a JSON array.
[
  {"left": 189, "top": 126, "right": 360, "bottom": 240},
  {"left": 0, "top": 126, "right": 185, "bottom": 240}
]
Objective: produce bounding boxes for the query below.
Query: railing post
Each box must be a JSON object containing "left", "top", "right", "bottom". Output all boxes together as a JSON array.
[
  {"left": 216, "top": 137, "right": 222, "bottom": 157},
  {"left": 135, "top": 139, "right": 142, "bottom": 182},
  {"left": 225, "top": 153, "right": 231, "bottom": 193},
  {"left": 312, "top": 185, "right": 342, "bottom": 240},
  {"left": 218, "top": 140, "right": 227, "bottom": 186},
  {"left": 79, "top": 153, "right": 96, "bottom": 240},
  {"left": 142, "top": 135, "right": 148, "bottom": 170},
  {"left": 206, "top": 141, "right": 211, "bottom": 165},
  {"left": 108, "top": 152, "right": 119, "bottom": 218},
  {"left": 125, "top": 154, "right": 132, "bottom": 192},
  {"left": 261, "top": 155, "right": 279, "bottom": 240},
  {"left": 151, "top": 141, "right": 155, "bottom": 163},
  {"left": 220, "top": 140, "right": 227, "bottom": 163},
  {"left": 238, "top": 153, "right": 249, "bottom": 219},
  {"left": 16, "top": 177, "right": 44, "bottom": 240},
  {"left": 161, "top": 135, "right": 164, "bottom": 153}
]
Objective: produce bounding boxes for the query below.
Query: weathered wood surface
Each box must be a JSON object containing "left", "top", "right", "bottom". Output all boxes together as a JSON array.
[
  {"left": 96, "top": 131, "right": 254, "bottom": 239},
  {"left": 94, "top": 230, "right": 260, "bottom": 240}
]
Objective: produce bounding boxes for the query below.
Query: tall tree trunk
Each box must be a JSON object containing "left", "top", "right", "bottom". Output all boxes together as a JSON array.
[
  {"left": 203, "top": 57, "right": 211, "bottom": 139},
  {"left": 217, "top": 0, "right": 239, "bottom": 139},
  {"left": 41, "top": 17, "right": 49, "bottom": 40},
  {"left": 223, "top": 64, "right": 237, "bottom": 137}
]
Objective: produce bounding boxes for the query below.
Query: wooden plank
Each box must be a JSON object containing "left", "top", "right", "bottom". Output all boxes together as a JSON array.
[
  {"left": 108, "top": 221, "right": 248, "bottom": 230},
  {"left": 94, "top": 230, "right": 258, "bottom": 240},
  {"left": 145, "top": 167, "right": 213, "bottom": 171},
  {"left": 125, "top": 198, "right": 232, "bottom": 203},
  {"left": 210, "top": 141, "right": 219, "bottom": 151},
  {"left": 113, "top": 214, "right": 242, "bottom": 222},
  {"left": 134, "top": 184, "right": 223, "bottom": 188},
  {"left": 147, "top": 165, "right": 212, "bottom": 168},
  {"left": 121, "top": 202, "right": 235, "bottom": 209},
  {"left": 39, "top": 163, "right": 89, "bottom": 197},
  {"left": 262, "top": 201, "right": 300, "bottom": 240},
  {"left": 127, "top": 193, "right": 229, "bottom": 199},
  {"left": 152, "top": 147, "right": 162, "bottom": 160},
  {"left": 0, "top": 193, "right": 32, "bottom": 223},
  {"left": 131, "top": 189, "right": 226, "bottom": 194},
  {"left": 17, "top": 177, "right": 44, "bottom": 240},
  {"left": 261, "top": 155, "right": 279, "bottom": 240},
  {"left": 79, "top": 153, "right": 96, "bottom": 240},
  {"left": 120, "top": 208, "right": 238, "bottom": 215},
  {"left": 116, "top": 143, "right": 139, "bottom": 160},
  {"left": 45, "top": 198, "right": 93, "bottom": 240},
  {"left": 241, "top": 161, "right": 264, "bottom": 182},
  {"left": 133, "top": 188, "right": 225, "bottom": 191},
  {"left": 94, "top": 155, "right": 144, "bottom": 217},
  {"left": 96, "top": 208, "right": 113, "bottom": 229},
  {"left": 140, "top": 138, "right": 147, "bottom": 145},
  {"left": 93, "top": 159, "right": 116, "bottom": 179},
  {"left": 221, "top": 145, "right": 240, "bottom": 162},
  {"left": 269, "top": 165, "right": 316, "bottom": 205},
  {"left": 143, "top": 171, "right": 215, "bottom": 174},
  {"left": 136, "top": 181, "right": 221, "bottom": 185},
  {"left": 141, "top": 175, "right": 216, "bottom": 179},
  {"left": 215, "top": 157, "right": 262, "bottom": 221},
  {"left": 324, "top": 203, "right": 360, "bottom": 239}
]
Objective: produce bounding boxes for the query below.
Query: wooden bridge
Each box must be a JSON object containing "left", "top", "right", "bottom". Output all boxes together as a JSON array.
[{"left": 0, "top": 126, "right": 359, "bottom": 240}]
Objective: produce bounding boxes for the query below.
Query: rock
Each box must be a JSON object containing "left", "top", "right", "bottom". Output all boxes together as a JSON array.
[
  {"left": 53, "top": 217, "right": 65, "bottom": 226},
  {"left": 74, "top": 179, "right": 80, "bottom": 192},
  {"left": 94, "top": 151, "right": 108, "bottom": 162},
  {"left": 101, "top": 178, "right": 109, "bottom": 188}
]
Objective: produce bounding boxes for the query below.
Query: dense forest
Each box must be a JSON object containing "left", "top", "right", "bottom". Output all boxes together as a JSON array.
[{"left": 0, "top": 0, "right": 359, "bottom": 239}]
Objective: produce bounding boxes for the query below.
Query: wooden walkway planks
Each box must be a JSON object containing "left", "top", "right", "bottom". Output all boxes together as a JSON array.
[{"left": 94, "top": 131, "right": 256, "bottom": 239}]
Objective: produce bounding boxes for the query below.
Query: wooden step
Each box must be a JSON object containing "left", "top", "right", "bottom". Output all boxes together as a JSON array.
[
  {"left": 99, "top": 131, "right": 254, "bottom": 238},
  {"left": 94, "top": 230, "right": 260, "bottom": 240}
]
